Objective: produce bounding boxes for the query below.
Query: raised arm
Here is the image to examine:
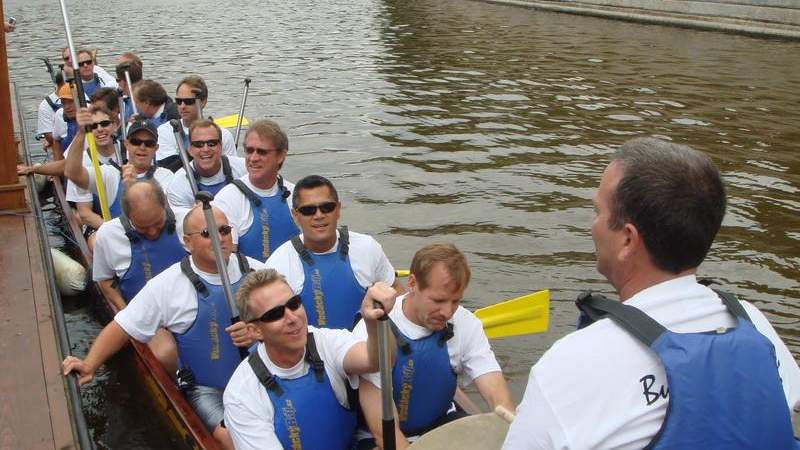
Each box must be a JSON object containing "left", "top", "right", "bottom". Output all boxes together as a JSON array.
[
  {"left": 63, "top": 107, "right": 91, "bottom": 189},
  {"left": 343, "top": 282, "right": 397, "bottom": 375}
]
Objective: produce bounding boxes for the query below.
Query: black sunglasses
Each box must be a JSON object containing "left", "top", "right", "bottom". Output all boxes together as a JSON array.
[
  {"left": 129, "top": 137, "right": 157, "bottom": 148},
  {"left": 91, "top": 120, "right": 113, "bottom": 130},
  {"left": 186, "top": 224, "right": 233, "bottom": 239},
  {"left": 244, "top": 146, "right": 277, "bottom": 156},
  {"left": 175, "top": 97, "right": 197, "bottom": 106},
  {"left": 296, "top": 202, "right": 337, "bottom": 216},
  {"left": 249, "top": 295, "right": 303, "bottom": 323},
  {"left": 78, "top": 60, "right": 93, "bottom": 67},
  {"left": 190, "top": 139, "right": 221, "bottom": 148}
]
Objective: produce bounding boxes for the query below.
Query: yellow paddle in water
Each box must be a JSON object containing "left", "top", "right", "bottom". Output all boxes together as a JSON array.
[{"left": 214, "top": 114, "right": 249, "bottom": 129}]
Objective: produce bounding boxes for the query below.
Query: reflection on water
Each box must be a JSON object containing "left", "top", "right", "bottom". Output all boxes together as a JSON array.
[{"left": 6, "top": 0, "right": 800, "bottom": 444}]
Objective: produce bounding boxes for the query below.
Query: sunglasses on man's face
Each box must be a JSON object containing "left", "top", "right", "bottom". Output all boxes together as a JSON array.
[
  {"left": 249, "top": 295, "right": 303, "bottom": 323},
  {"left": 90, "top": 120, "right": 113, "bottom": 130},
  {"left": 244, "top": 146, "right": 277, "bottom": 156},
  {"left": 129, "top": 137, "right": 157, "bottom": 148},
  {"left": 175, "top": 97, "right": 197, "bottom": 106},
  {"left": 78, "top": 60, "right": 93, "bottom": 67},
  {"left": 186, "top": 224, "right": 233, "bottom": 239},
  {"left": 191, "top": 139, "right": 221, "bottom": 149},
  {"left": 296, "top": 202, "right": 337, "bottom": 217}
]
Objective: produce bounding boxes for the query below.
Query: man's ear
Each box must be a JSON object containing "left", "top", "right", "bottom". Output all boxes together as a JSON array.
[
  {"left": 619, "top": 223, "right": 641, "bottom": 262},
  {"left": 407, "top": 273, "right": 417, "bottom": 293}
]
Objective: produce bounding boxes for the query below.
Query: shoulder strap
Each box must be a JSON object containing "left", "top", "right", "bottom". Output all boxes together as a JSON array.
[
  {"left": 575, "top": 291, "right": 666, "bottom": 347},
  {"left": 277, "top": 176, "right": 290, "bottom": 203},
  {"left": 389, "top": 320, "right": 412, "bottom": 355},
  {"left": 144, "top": 165, "right": 157, "bottom": 180},
  {"left": 93, "top": 73, "right": 101, "bottom": 85},
  {"left": 291, "top": 235, "right": 314, "bottom": 265},
  {"left": 713, "top": 289, "right": 752, "bottom": 323},
  {"left": 106, "top": 159, "right": 122, "bottom": 172},
  {"left": 231, "top": 179, "right": 262, "bottom": 207},
  {"left": 236, "top": 252, "right": 252, "bottom": 274},
  {"left": 247, "top": 351, "right": 284, "bottom": 396},
  {"left": 45, "top": 95, "right": 61, "bottom": 112},
  {"left": 437, "top": 322, "right": 454, "bottom": 347},
  {"left": 120, "top": 214, "right": 138, "bottom": 243},
  {"left": 305, "top": 333, "right": 326, "bottom": 382},
  {"left": 165, "top": 207, "right": 177, "bottom": 234},
  {"left": 338, "top": 226, "right": 350, "bottom": 260},
  {"left": 221, "top": 156, "right": 233, "bottom": 183},
  {"left": 180, "top": 256, "right": 209, "bottom": 297}
]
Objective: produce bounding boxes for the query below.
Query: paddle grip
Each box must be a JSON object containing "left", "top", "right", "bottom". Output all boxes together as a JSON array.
[
  {"left": 373, "top": 300, "right": 389, "bottom": 321},
  {"left": 382, "top": 418, "right": 396, "bottom": 450}
]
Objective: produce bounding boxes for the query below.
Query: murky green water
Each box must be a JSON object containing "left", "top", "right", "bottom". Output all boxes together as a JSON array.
[{"left": 6, "top": 0, "right": 799, "bottom": 446}]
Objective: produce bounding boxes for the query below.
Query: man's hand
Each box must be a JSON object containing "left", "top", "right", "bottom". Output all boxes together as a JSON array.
[
  {"left": 4, "top": 20, "right": 16, "bottom": 33},
  {"left": 62, "top": 355, "right": 96, "bottom": 386},
  {"left": 121, "top": 163, "right": 138, "bottom": 187},
  {"left": 225, "top": 321, "right": 256, "bottom": 348},
  {"left": 75, "top": 106, "right": 92, "bottom": 128},
  {"left": 361, "top": 282, "right": 397, "bottom": 321},
  {"left": 17, "top": 164, "right": 33, "bottom": 175}
]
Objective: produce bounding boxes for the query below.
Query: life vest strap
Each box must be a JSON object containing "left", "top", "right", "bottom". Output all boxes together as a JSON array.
[
  {"left": 181, "top": 256, "right": 209, "bottom": 297},
  {"left": 338, "top": 226, "right": 350, "bottom": 260},
  {"left": 248, "top": 333, "right": 326, "bottom": 395},
  {"left": 232, "top": 179, "right": 262, "bottom": 207},
  {"left": 576, "top": 291, "right": 666, "bottom": 347},
  {"left": 291, "top": 235, "right": 314, "bottom": 265}
]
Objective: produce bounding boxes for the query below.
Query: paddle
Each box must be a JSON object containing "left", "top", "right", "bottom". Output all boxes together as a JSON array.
[
  {"left": 171, "top": 119, "right": 199, "bottom": 197},
  {"left": 195, "top": 191, "right": 248, "bottom": 360},
  {"left": 376, "top": 302, "right": 397, "bottom": 450},
  {"left": 192, "top": 88, "right": 204, "bottom": 120},
  {"left": 234, "top": 78, "right": 251, "bottom": 148},
  {"left": 122, "top": 65, "right": 139, "bottom": 115},
  {"left": 57, "top": 0, "right": 110, "bottom": 221},
  {"left": 214, "top": 114, "right": 249, "bottom": 129},
  {"left": 475, "top": 290, "right": 549, "bottom": 339}
]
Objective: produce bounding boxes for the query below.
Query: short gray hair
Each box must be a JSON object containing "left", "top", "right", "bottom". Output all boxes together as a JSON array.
[{"left": 236, "top": 269, "right": 291, "bottom": 322}]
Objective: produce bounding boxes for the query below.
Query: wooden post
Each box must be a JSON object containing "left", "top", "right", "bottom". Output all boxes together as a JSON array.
[{"left": 0, "top": 0, "right": 28, "bottom": 212}]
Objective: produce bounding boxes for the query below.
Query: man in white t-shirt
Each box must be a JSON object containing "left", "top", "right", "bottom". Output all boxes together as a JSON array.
[
  {"left": 213, "top": 119, "right": 298, "bottom": 262},
  {"left": 223, "top": 268, "right": 398, "bottom": 450},
  {"left": 156, "top": 75, "right": 237, "bottom": 171},
  {"left": 353, "top": 243, "right": 514, "bottom": 449},
  {"left": 60, "top": 47, "right": 116, "bottom": 90},
  {"left": 265, "top": 175, "right": 397, "bottom": 330},
  {"left": 36, "top": 72, "right": 64, "bottom": 152},
  {"left": 503, "top": 138, "right": 800, "bottom": 450},
  {"left": 166, "top": 119, "right": 247, "bottom": 210},
  {"left": 63, "top": 205, "right": 265, "bottom": 450}
]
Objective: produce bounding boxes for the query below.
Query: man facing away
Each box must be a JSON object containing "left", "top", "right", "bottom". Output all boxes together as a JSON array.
[
  {"left": 354, "top": 243, "right": 515, "bottom": 449},
  {"left": 265, "top": 175, "right": 398, "bottom": 330},
  {"left": 503, "top": 137, "right": 800, "bottom": 449}
]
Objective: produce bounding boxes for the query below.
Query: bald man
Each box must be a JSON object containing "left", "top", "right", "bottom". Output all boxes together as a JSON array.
[{"left": 63, "top": 205, "right": 266, "bottom": 449}]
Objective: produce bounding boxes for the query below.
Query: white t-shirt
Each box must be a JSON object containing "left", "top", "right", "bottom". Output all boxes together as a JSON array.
[
  {"left": 92, "top": 65, "right": 117, "bottom": 89},
  {"left": 166, "top": 156, "right": 247, "bottom": 210},
  {"left": 502, "top": 275, "right": 800, "bottom": 450},
  {"left": 92, "top": 216, "right": 187, "bottom": 282},
  {"left": 64, "top": 149, "right": 119, "bottom": 203},
  {"left": 223, "top": 327, "right": 359, "bottom": 450},
  {"left": 37, "top": 93, "right": 60, "bottom": 135},
  {"left": 264, "top": 230, "right": 396, "bottom": 293},
  {"left": 352, "top": 294, "right": 502, "bottom": 387},
  {"left": 155, "top": 119, "right": 237, "bottom": 162},
  {"left": 52, "top": 108, "right": 71, "bottom": 142},
  {"left": 213, "top": 175, "right": 295, "bottom": 241},
  {"left": 115, "top": 255, "right": 266, "bottom": 342},
  {"left": 67, "top": 161, "right": 173, "bottom": 204}
]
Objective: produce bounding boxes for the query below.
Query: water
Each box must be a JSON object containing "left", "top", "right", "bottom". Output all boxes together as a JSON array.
[{"left": 5, "top": 0, "right": 799, "bottom": 446}]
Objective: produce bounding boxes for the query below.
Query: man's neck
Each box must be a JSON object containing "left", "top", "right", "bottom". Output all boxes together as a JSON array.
[
  {"left": 195, "top": 161, "right": 222, "bottom": 178},
  {"left": 401, "top": 292, "right": 424, "bottom": 327},
  {"left": 266, "top": 345, "right": 304, "bottom": 369},
  {"left": 304, "top": 235, "right": 337, "bottom": 254},
  {"left": 249, "top": 173, "right": 277, "bottom": 191},
  {"left": 616, "top": 268, "right": 696, "bottom": 302},
  {"left": 191, "top": 254, "right": 221, "bottom": 274}
]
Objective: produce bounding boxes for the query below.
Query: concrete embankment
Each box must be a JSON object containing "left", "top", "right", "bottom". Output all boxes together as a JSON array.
[{"left": 474, "top": 0, "right": 800, "bottom": 39}]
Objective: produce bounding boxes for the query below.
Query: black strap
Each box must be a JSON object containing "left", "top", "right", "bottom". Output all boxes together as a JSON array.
[
  {"left": 277, "top": 176, "right": 290, "bottom": 203},
  {"left": 438, "top": 322, "right": 454, "bottom": 347},
  {"left": 247, "top": 351, "right": 284, "bottom": 396},
  {"left": 291, "top": 235, "right": 314, "bottom": 265},
  {"left": 45, "top": 95, "right": 61, "bottom": 112},
  {"left": 165, "top": 207, "right": 177, "bottom": 234},
  {"left": 93, "top": 73, "right": 101, "bottom": 85},
  {"left": 575, "top": 292, "right": 666, "bottom": 347},
  {"left": 232, "top": 179, "right": 262, "bottom": 207},
  {"left": 713, "top": 289, "right": 752, "bottom": 322},
  {"left": 389, "top": 320, "right": 412, "bottom": 355},
  {"left": 338, "top": 226, "right": 350, "bottom": 260},
  {"left": 236, "top": 252, "right": 252, "bottom": 274},
  {"left": 221, "top": 155, "right": 233, "bottom": 183},
  {"left": 120, "top": 213, "right": 138, "bottom": 243},
  {"left": 180, "top": 256, "right": 209, "bottom": 297},
  {"left": 143, "top": 165, "right": 156, "bottom": 180},
  {"left": 305, "top": 333, "right": 325, "bottom": 382}
]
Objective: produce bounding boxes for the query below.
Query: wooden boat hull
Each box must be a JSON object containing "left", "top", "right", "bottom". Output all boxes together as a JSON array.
[{"left": 52, "top": 179, "right": 219, "bottom": 450}]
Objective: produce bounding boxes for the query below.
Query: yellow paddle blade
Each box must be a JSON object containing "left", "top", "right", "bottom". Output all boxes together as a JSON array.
[
  {"left": 86, "top": 134, "right": 111, "bottom": 221},
  {"left": 395, "top": 269, "right": 410, "bottom": 278},
  {"left": 475, "top": 289, "right": 549, "bottom": 339},
  {"left": 214, "top": 114, "right": 249, "bottom": 129}
]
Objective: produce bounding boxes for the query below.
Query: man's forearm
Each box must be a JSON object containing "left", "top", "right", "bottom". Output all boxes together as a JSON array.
[
  {"left": 98, "top": 279, "right": 126, "bottom": 311},
  {"left": 64, "top": 131, "right": 89, "bottom": 189},
  {"left": 83, "top": 321, "right": 131, "bottom": 373}
]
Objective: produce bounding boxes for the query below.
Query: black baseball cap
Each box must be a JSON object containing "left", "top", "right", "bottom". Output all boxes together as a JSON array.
[{"left": 126, "top": 119, "right": 158, "bottom": 140}]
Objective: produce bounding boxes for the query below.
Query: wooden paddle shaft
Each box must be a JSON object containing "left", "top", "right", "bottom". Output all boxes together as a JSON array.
[
  {"left": 171, "top": 119, "right": 199, "bottom": 197},
  {"left": 124, "top": 70, "right": 138, "bottom": 114},
  {"left": 234, "top": 78, "right": 251, "bottom": 148},
  {"left": 377, "top": 316, "right": 396, "bottom": 450}
]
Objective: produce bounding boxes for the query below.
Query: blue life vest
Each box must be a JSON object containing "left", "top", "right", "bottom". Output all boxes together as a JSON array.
[
  {"left": 45, "top": 95, "right": 62, "bottom": 112},
  {"left": 173, "top": 253, "right": 252, "bottom": 389},
  {"left": 233, "top": 176, "right": 299, "bottom": 261},
  {"left": 194, "top": 155, "right": 234, "bottom": 196},
  {"left": 60, "top": 117, "right": 79, "bottom": 149},
  {"left": 390, "top": 321, "right": 457, "bottom": 436},
  {"left": 576, "top": 291, "right": 800, "bottom": 450},
  {"left": 247, "top": 333, "right": 357, "bottom": 450},
  {"left": 117, "top": 207, "right": 186, "bottom": 302},
  {"left": 81, "top": 74, "right": 102, "bottom": 97},
  {"left": 291, "top": 227, "right": 366, "bottom": 330},
  {"left": 91, "top": 164, "right": 154, "bottom": 220}
]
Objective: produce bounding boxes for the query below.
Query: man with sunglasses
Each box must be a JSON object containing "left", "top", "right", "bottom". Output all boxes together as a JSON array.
[
  {"left": 223, "top": 269, "right": 397, "bottom": 450},
  {"left": 265, "top": 175, "right": 398, "bottom": 330},
  {"left": 167, "top": 119, "right": 247, "bottom": 210},
  {"left": 65, "top": 111, "right": 173, "bottom": 222},
  {"left": 214, "top": 119, "right": 299, "bottom": 262},
  {"left": 156, "top": 76, "right": 237, "bottom": 171},
  {"left": 133, "top": 79, "right": 180, "bottom": 129},
  {"left": 61, "top": 47, "right": 116, "bottom": 90},
  {"left": 73, "top": 48, "right": 117, "bottom": 97},
  {"left": 63, "top": 204, "right": 266, "bottom": 449}
]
